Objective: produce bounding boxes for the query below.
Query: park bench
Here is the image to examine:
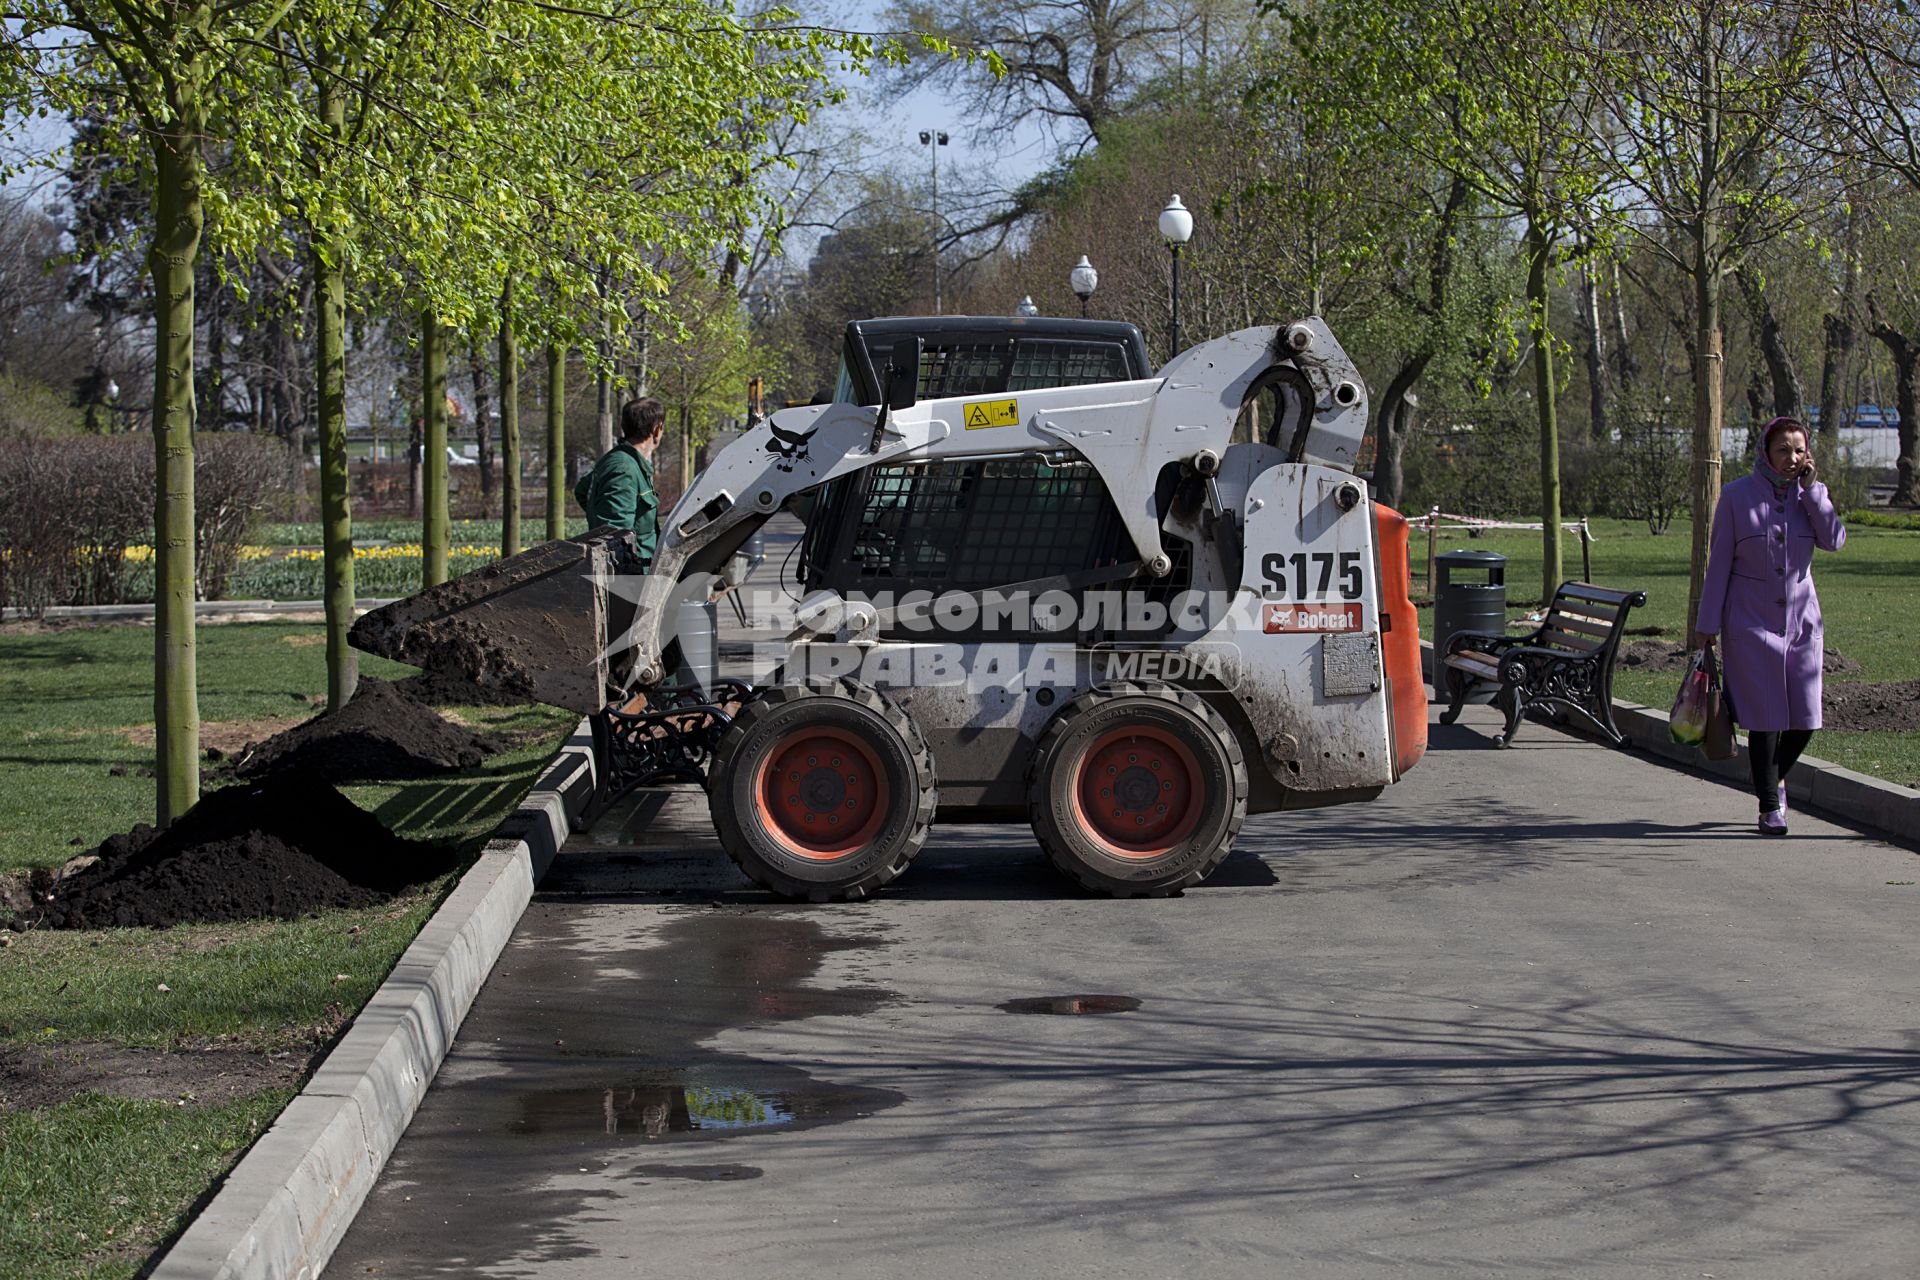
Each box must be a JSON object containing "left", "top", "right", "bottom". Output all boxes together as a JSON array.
[{"left": 1439, "top": 581, "right": 1648, "bottom": 748}]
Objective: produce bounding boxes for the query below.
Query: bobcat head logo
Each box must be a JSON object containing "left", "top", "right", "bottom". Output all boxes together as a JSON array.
[{"left": 765, "top": 422, "right": 819, "bottom": 472}]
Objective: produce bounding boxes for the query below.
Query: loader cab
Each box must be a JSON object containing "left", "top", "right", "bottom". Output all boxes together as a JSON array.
[{"left": 802, "top": 317, "right": 1167, "bottom": 635}]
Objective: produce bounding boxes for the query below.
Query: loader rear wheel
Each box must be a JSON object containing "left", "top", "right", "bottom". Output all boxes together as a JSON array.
[
  {"left": 1028, "top": 683, "right": 1247, "bottom": 897},
  {"left": 707, "top": 681, "right": 936, "bottom": 901}
]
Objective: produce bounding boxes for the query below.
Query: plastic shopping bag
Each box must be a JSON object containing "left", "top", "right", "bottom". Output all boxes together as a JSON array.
[{"left": 1669, "top": 650, "right": 1711, "bottom": 747}]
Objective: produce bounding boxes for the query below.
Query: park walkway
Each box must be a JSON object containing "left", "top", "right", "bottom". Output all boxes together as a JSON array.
[{"left": 326, "top": 690, "right": 1920, "bottom": 1278}]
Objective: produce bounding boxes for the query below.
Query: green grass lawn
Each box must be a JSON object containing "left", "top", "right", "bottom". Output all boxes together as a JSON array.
[
  {"left": 0, "top": 1091, "right": 292, "bottom": 1280},
  {"left": 0, "top": 620, "right": 576, "bottom": 1279},
  {"left": 1413, "top": 516, "right": 1920, "bottom": 785}
]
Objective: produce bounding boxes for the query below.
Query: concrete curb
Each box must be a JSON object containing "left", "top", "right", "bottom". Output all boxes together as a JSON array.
[
  {"left": 149, "top": 720, "right": 599, "bottom": 1280},
  {"left": 1421, "top": 642, "right": 1920, "bottom": 847},
  {"left": 2, "top": 598, "right": 402, "bottom": 623}
]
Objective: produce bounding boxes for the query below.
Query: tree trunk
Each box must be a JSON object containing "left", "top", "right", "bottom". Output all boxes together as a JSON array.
[
  {"left": 1896, "top": 351, "right": 1920, "bottom": 507},
  {"left": 1580, "top": 259, "right": 1609, "bottom": 442},
  {"left": 407, "top": 414, "right": 421, "bottom": 515},
  {"left": 1686, "top": 7, "right": 1727, "bottom": 635},
  {"left": 1524, "top": 219, "right": 1564, "bottom": 603},
  {"left": 595, "top": 330, "right": 614, "bottom": 455},
  {"left": 149, "top": 125, "right": 203, "bottom": 828},
  {"left": 1609, "top": 257, "right": 1637, "bottom": 388},
  {"left": 472, "top": 344, "right": 495, "bottom": 502},
  {"left": 313, "top": 75, "right": 356, "bottom": 712},
  {"left": 547, "top": 343, "right": 566, "bottom": 540},
  {"left": 1867, "top": 300, "right": 1920, "bottom": 505},
  {"left": 201, "top": 267, "right": 225, "bottom": 431},
  {"left": 1818, "top": 310, "right": 1852, "bottom": 441},
  {"left": 1737, "top": 268, "right": 1803, "bottom": 421},
  {"left": 633, "top": 312, "right": 651, "bottom": 396},
  {"left": 1819, "top": 215, "right": 1860, "bottom": 437},
  {"left": 1687, "top": 243, "right": 1725, "bottom": 636},
  {"left": 1371, "top": 352, "right": 1431, "bottom": 510},
  {"left": 500, "top": 286, "right": 520, "bottom": 557},
  {"left": 1744, "top": 364, "right": 1768, "bottom": 455},
  {"left": 422, "top": 310, "right": 449, "bottom": 586}
]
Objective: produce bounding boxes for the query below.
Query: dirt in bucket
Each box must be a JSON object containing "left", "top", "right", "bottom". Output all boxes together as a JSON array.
[
  {"left": 25, "top": 771, "right": 461, "bottom": 930},
  {"left": 231, "top": 677, "right": 503, "bottom": 783}
]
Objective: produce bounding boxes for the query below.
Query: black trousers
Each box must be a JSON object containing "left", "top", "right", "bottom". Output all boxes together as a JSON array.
[{"left": 1747, "top": 729, "right": 1814, "bottom": 808}]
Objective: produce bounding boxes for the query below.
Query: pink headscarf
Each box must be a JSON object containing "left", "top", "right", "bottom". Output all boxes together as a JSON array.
[{"left": 1755, "top": 416, "right": 1808, "bottom": 490}]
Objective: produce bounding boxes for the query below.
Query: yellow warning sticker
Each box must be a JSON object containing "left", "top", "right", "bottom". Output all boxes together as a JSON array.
[{"left": 964, "top": 397, "right": 1019, "bottom": 430}]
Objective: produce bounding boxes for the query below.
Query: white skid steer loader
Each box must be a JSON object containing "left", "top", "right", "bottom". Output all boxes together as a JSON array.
[{"left": 353, "top": 318, "right": 1427, "bottom": 900}]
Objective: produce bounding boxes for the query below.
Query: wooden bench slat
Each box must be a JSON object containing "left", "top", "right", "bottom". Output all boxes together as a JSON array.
[
  {"left": 1543, "top": 614, "right": 1611, "bottom": 633},
  {"left": 1549, "top": 619, "right": 1622, "bottom": 639},
  {"left": 1444, "top": 654, "right": 1501, "bottom": 680},
  {"left": 1557, "top": 582, "right": 1640, "bottom": 605},
  {"left": 1539, "top": 626, "right": 1607, "bottom": 650}
]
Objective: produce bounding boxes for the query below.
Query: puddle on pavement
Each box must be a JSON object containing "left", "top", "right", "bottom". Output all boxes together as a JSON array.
[
  {"left": 631, "top": 1162, "right": 763, "bottom": 1182},
  {"left": 497, "top": 912, "right": 906, "bottom": 1145},
  {"left": 512, "top": 1068, "right": 895, "bottom": 1140},
  {"left": 1000, "top": 994, "right": 1142, "bottom": 1015}
]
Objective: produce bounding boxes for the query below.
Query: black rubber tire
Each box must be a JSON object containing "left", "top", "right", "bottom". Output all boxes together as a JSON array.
[
  {"left": 706, "top": 680, "right": 936, "bottom": 901},
  {"left": 1027, "top": 682, "right": 1248, "bottom": 897}
]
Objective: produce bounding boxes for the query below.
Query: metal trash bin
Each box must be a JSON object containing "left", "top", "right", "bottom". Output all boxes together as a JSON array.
[{"left": 1434, "top": 550, "right": 1507, "bottom": 701}]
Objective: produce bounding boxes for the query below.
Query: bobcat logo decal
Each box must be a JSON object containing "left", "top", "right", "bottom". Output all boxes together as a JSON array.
[{"left": 765, "top": 421, "right": 820, "bottom": 472}]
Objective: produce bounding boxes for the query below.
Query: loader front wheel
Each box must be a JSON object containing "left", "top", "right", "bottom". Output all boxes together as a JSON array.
[
  {"left": 707, "top": 682, "right": 936, "bottom": 901},
  {"left": 1029, "top": 683, "right": 1247, "bottom": 897}
]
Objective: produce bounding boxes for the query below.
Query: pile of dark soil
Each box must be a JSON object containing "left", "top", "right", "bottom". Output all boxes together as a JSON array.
[
  {"left": 1617, "top": 640, "right": 1693, "bottom": 672},
  {"left": 397, "top": 669, "right": 532, "bottom": 708},
  {"left": 29, "top": 771, "right": 459, "bottom": 930},
  {"left": 1822, "top": 680, "right": 1920, "bottom": 733},
  {"left": 1619, "top": 640, "right": 1861, "bottom": 676},
  {"left": 232, "top": 677, "right": 502, "bottom": 782}
]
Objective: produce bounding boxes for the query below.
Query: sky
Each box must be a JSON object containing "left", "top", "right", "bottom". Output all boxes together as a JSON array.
[{"left": 822, "top": 1, "right": 1063, "bottom": 249}]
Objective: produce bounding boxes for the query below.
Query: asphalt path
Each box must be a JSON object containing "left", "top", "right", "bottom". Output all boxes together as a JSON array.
[{"left": 328, "top": 704, "right": 1920, "bottom": 1278}]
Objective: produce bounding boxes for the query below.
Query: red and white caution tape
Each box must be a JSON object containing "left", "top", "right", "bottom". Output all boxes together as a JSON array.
[{"left": 1415, "top": 509, "right": 1594, "bottom": 537}]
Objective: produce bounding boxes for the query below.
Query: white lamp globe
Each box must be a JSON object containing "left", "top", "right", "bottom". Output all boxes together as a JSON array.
[
  {"left": 1159, "top": 194, "right": 1194, "bottom": 246},
  {"left": 1070, "top": 255, "right": 1099, "bottom": 301}
]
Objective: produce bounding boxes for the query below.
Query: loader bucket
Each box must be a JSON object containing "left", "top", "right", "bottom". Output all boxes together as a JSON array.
[{"left": 348, "top": 531, "right": 638, "bottom": 714}]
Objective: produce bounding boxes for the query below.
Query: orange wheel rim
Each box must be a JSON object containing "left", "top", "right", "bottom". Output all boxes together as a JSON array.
[
  {"left": 753, "top": 727, "right": 891, "bottom": 861},
  {"left": 1070, "top": 726, "right": 1202, "bottom": 859}
]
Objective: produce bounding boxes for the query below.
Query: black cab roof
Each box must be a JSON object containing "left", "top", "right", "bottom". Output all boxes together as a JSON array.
[{"left": 841, "top": 315, "right": 1153, "bottom": 404}]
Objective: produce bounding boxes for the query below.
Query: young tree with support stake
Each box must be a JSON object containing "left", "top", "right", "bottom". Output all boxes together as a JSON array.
[
  {"left": 1301, "top": 0, "right": 1608, "bottom": 605},
  {"left": 2, "top": 1, "right": 297, "bottom": 825},
  {"left": 1591, "top": 0, "right": 1819, "bottom": 634}
]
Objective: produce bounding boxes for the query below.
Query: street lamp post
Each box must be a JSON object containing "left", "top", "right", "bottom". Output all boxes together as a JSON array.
[
  {"left": 1016, "top": 295, "right": 1040, "bottom": 317},
  {"left": 1159, "top": 194, "right": 1194, "bottom": 358},
  {"left": 919, "top": 129, "right": 949, "bottom": 313},
  {"left": 1070, "top": 255, "right": 1098, "bottom": 318}
]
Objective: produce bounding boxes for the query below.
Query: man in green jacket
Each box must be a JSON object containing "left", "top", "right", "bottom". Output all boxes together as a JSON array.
[{"left": 575, "top": 397, "right": 664, "bottom": 569}]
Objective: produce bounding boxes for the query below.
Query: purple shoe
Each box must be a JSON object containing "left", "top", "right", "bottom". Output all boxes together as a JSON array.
[
  {"left": 1778, "top": 782, "right": 1789, "bottom": 815},
  {"left": 1759, "top": 807, "right": 1787, "bottom": 836}
]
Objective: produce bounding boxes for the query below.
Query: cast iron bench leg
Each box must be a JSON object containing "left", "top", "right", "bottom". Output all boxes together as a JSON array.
[
  {"left": 1440, "top": 664, "right": 1470, "bottom": 725},
  {"left": 1494, "top": 679, "right": 1524, "bottom": 748}
]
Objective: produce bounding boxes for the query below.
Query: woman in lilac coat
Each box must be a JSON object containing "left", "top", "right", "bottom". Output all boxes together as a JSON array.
[{"left": 1691, "top": 417, "right": 1846, "bottom": 835}]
